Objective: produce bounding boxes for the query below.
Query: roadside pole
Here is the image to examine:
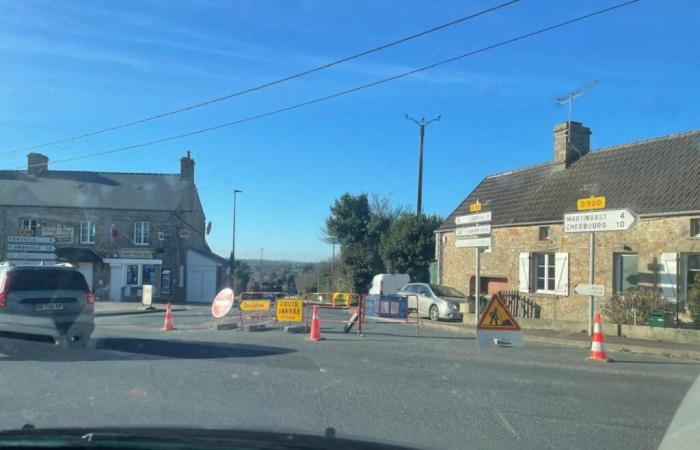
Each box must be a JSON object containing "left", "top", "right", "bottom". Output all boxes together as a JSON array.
[
  {"left": 474, "top": 248, "right": 481, "bottom": 325},
  {"left": 588, "top": 232, "right": 595, "bottom": 336}
]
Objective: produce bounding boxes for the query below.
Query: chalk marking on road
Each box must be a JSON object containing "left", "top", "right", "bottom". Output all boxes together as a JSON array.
[
  {"left": 492, "top": 409, "right": 519, "bottom": 439},
  {"left": 311, "top": 379, "right": 340, "bottom": 394}
]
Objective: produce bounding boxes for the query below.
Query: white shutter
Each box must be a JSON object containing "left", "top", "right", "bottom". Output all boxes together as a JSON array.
[
  {"left": 659, "top": 253, "right": 678, "bottom": 301},
  {"left": 518, "top": 252, "right": 531, "bottom": 293},
  {"left": 554, "top": 252, "right": 569, "bottom": 296}
]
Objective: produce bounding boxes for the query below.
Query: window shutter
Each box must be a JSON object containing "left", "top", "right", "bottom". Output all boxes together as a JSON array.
[
  {"left": 518, "top": 252, "right": 531, "bottom": 293},
  {"left": 659, "top": 253, "right": 678, "bottom": 301},
  {"left": 554, "top": 252, "right": 569, "bottom": 296}
]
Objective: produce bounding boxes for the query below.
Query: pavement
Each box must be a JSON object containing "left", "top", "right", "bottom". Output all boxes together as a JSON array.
[
  {"left": 0, "top": 305, "right": 697, "bottom": 450},
  {"left": 94, "top": 301, "right": 188, "bottom": 317}
]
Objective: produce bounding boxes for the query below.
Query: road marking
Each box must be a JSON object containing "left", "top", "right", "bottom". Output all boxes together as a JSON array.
[
  {"left": 311, "top": 379, "right": 340, "bottom": 394},
  {"left": 493, "top": 409, "right": 519, "bottom": 439}
]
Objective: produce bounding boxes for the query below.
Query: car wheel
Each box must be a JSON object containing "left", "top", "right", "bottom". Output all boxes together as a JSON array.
[{"left": 429, "top": 304, "right": 440, "bottom": 321}]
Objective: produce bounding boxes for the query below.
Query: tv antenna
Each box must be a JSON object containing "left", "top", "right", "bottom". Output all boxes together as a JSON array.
[{"left": 556, "top": 80, "right": 598, "bottom": 122}]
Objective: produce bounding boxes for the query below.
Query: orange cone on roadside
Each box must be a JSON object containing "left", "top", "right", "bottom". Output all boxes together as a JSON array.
[
  {"left": 306, "top": 305, "right": 324, "bottom": 341},
  {"left": 587, "top": 312, "right": 610, "bottom": 362},
  {"left": 162, "top": 303, "right": 175, "bottom": 331}
]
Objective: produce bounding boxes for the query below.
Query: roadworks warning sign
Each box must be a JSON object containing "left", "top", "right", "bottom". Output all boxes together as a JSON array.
[{"left": 476, "top": 295, "right": 524, "bottom": 348}]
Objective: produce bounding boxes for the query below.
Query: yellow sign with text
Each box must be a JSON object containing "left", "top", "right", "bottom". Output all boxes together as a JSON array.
[
  {"left": 577, "top": 196, "right": 606, "bottom": 211},
  {"left": 239, "top": 300, "right": 270, "bottom": 312},
  {"left": 469, "top": 202, "right": 482, "bottom": 212},
  {"left": 276, "top": 299, "right": 303, "bottom": 322}
]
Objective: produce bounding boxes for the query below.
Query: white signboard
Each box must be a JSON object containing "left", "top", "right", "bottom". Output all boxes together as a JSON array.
[
  {"left": 456, "top": 224, "right": 491, "bottom": 237},
  {"left": 7, "top": 243, "right": 56, "bottom": 252},
  {"left": 41, "top": 226, "right": 74, "bottom": 243},
  {"left": 455, "top": 211, "right": 492, "bottom": 225},
  {"left": 7, "top": 252, "right": 57, "bottom": 260},
  {"left": 564, "top": 209, "right": 636, "bottom": 233},
  {"left": 575, "top": 284, "right": 606, "bottom": 297},
  {"left": 7, "top": 236, "right": 55, "bottom": 244},
  {"left": 142, "top": 284, "right": 153, "bottom": 307},
  {"left": 455, "top": 237, "right": 492, "bottom": 248}
]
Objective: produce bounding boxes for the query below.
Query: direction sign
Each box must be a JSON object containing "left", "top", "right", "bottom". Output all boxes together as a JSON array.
[
  {"left": 574, "top": 284, "right": 606, "bottom": 297},
  {"left": 276, "top": 299, "right": 303, "bottom": 322},
  {"left": 455, "top": 224, "right": 491, "bottom": 237},
  {"left": 476, "top": 295, "right": 524, "bottom": 348},
  {"left": 239, "top": 300, "right": 270, "bottom": 312},
  {"left": 455, "top": 237, "right": 491, "bottom": 248},
  {"left": 211, "top": 288, "right": 234, "bottom": 318},
  {"left": 469, "top": 202, "right": 482, "bottom": 212},
  {"left": 564, "top": 209, "right": 636, "bottom": 233},
  {"left": 7, "top": 252, "right": 57, "bottom": 260},
  {"left": 7, "top": 235, "right": 55, "bottom": 244},
  {"left": 7, "top": 243, "right": 56, "bottom": 252},
  {"left": 455, "top": 211, "right": 491, "bottom": 225}
]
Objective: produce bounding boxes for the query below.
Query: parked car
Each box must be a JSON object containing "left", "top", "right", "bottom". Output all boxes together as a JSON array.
[
  {"left": 368, "top": 274, "right": 410, "bottom": 295},
  {"left": 0, "top": 262, "right": 95, "bottom": 348},
  {"left": 397, "top": 283, "right": 467, "bottom": 321}
]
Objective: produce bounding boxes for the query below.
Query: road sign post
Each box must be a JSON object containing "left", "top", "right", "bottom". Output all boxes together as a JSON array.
[
  {"left": 564, "top": 206, "right": 637, "bottom": 335},
  {"left": 455, "top": 208, "right": 492, "bottom": 326},
  {"left": 212, "top": 288, "right": 235, "bottom": 318}
]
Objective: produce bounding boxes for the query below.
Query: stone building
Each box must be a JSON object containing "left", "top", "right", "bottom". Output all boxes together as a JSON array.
[
  {"left": 436, "top": 122, "right": 700, "bottom": 322},
  {"left": 0, "top": 152, "right": 227, "bottom": 303}
]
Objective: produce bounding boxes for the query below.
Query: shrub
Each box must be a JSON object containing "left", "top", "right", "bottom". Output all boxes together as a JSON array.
[
  {"left": 602, "top": 287, "right": 674, "bottom": 325},
  {"left": 688, "top": 273, "right": 700, "bottom": 325}
]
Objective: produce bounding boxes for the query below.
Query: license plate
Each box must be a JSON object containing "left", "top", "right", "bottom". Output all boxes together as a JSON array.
[{"left": 36, "top": 303, "right": 64, "bottom": 312}]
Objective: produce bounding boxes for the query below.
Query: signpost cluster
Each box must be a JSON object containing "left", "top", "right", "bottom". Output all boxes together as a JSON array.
[
  {"left": 564, "top": 198, "right": 637, "bottom": 335},
  {"left": 6, "top": 235, "right": 57, "bottom": 266},
  {"left": 454, "top": 205, "right": 492, "bottom": 322}
]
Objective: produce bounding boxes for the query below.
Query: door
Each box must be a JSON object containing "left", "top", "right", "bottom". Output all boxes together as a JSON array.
[
  {"left": 109, "top": 265, "right": 123, "bottom": 301},
  {"left": 187, "top": 271, "right": 203, "bottom": 303},
  {"left": 415, "top": 285, "right": 433, "bottom": 316}
]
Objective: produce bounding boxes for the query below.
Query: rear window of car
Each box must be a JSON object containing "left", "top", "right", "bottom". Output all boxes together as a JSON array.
[{"left": 9, "top": 269, "right": 87, "bottom": 291}]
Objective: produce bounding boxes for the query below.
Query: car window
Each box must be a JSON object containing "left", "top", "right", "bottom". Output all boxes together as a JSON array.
[
  {"left": 9, "top": 269, "right": 87, "bottom": 291},
  {"left": 430, "top": 285, "right": 466, "bottom": 298},
  {"left": 416, "top": 286, "right": 430, "bottom": 296},
  {"left": 401, "top": 284, "right": 416, "bottom": 293}
]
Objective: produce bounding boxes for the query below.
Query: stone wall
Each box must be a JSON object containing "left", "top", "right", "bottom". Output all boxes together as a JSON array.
[{"left": 440, "top": 215, "right": 700, "bottom": 321}]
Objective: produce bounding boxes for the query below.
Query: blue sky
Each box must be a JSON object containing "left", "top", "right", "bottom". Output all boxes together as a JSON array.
[{"left": 1, "top": 0, "right": 698, "bottom": 261}]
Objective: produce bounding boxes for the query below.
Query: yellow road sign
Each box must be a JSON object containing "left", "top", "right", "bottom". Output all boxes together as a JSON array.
[
  {"left": 239, "top": 300, "right": 270, "bottom": 312},
  {"left": 477, "top": 296, "right": 521, "bottom": 331},
  {"left": 577, "top": 196, "right": 606, "bottom": 211},
  {"left": 469, "top": 201, "right": 482, "bottom": 212},
  {"left": 276, "top": 299, "right": 303, "bottom": 322}
]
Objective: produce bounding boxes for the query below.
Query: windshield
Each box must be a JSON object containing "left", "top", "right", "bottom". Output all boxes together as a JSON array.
[
  {"left": 1, "top": 2, "right": 699, "bottom": 450},
  {"left": 430, "top": 284, "right": 466, "bottom": 298}
]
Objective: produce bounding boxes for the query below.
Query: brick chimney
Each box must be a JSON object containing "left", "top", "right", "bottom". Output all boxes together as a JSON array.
[
  {"left": 27, "top": 153, "right": 49, "bottom": 175},
  {"left": 180, "top": 150, "right": 195, "bottom": 182},
  {"left": 553, "top": 121, "right": 591, "bottom": 166}
]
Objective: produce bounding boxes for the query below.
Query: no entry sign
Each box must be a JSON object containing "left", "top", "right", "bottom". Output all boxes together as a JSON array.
[{"left": 211, "top": 288, "right": 234, "bottom": 318}]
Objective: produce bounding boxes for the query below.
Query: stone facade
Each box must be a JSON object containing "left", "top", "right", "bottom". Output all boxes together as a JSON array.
[{"left": 439, "top": 215, "right": 700, "bottom": 321}]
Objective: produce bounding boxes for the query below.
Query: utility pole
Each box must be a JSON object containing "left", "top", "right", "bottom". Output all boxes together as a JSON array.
[
  {"left": 330, "top": 241, "right": 336, "bottom": 291},
  {"left": 406, "top": 114, "right": 441, "bottom": 215},
  {"left": 231, "top": 189, "right": 242, "bottom": 293}
]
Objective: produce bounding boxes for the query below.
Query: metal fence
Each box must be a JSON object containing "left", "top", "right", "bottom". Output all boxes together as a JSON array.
[{"left": 495, "top": 290, "right": 542, "bottom": 319}]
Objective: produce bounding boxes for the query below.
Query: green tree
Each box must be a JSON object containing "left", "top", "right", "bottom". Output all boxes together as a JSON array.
[
  {"left": 232, "top": 260, "right": 251, "bottom": 293},
  {"left": 325, "top": 193, "right": 371, "bottom": 246},
  {"left": 379, "top": 213, "right": 442, "bottom": 282}
]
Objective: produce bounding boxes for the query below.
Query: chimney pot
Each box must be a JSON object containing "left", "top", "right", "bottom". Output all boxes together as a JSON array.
[
  {"left": 180, "top": 151, "right": 195, "bottom": 182},
  {"left": 553, "top": 121, "right": 591, "bottom": 167},
  {"left": 27, "top": 153, "right": 49, "bottom": 175}
]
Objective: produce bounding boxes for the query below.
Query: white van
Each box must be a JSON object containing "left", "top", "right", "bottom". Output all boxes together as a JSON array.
[{"left": 368, "top": 274, "right": 410, "bottom": 295}]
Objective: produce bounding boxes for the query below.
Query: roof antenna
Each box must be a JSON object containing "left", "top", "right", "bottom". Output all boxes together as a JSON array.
[{"left": 555, "top": 80, "right": 598, "bottom": 158}]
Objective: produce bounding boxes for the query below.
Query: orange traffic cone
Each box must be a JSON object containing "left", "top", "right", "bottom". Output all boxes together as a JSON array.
[
  {"left": 162, "top": 303, "right": 175, "bottom": 331},
  {"left": 587, "top": 312, "right": 610, "bottom": 362},
  {"left": 306, "top": 305, "right": 324, "bottom": 341}
]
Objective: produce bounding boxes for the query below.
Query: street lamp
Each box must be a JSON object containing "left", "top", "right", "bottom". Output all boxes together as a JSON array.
[{"left": 232, "top": 189, "right": 242, "bottom": 293}]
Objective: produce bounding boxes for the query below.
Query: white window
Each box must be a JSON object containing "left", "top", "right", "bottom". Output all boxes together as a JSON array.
[
  {"left": 20, "top": 218, "right": 38, "bottom": 236},
  {"left": 80, "top": 220, "right": 96, "bottom": 244},
  {"left": 519, "top": 252, "right": 569, "bottom": 295},
  {"left": 692, "top": 219, "right": 700, "bottom": 238},
  {"left": 134, "top": 221, "right": 150, "bottom": 245}
]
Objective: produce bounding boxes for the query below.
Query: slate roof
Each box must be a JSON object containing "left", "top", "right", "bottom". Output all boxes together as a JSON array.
[
  {"left": 0, "top": 170, "right": 191, "bottom": 211},
  {"left": 439, "top": 129, "right": 700, "bottom": 231}
]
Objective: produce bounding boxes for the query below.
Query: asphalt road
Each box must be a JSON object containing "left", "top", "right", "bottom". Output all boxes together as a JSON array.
[{"left": 0, "top": 305, "right": 697, "bottom": 450}]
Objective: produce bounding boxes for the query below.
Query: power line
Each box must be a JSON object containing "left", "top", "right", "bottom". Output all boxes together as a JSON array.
[
  {"left": 0, "top": 0, "right": 519, "bottom": 157},
  {"left": 17, "top": 0, "right": 640, "bottom": 171}
]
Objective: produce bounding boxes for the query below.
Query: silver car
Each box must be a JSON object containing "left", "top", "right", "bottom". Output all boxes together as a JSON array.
[
  {"left": 0, "top": 263, "right": 95, "bottom": 348},
  {"left": 398, "top": 283, "right": 467, "bottom": 321}
]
